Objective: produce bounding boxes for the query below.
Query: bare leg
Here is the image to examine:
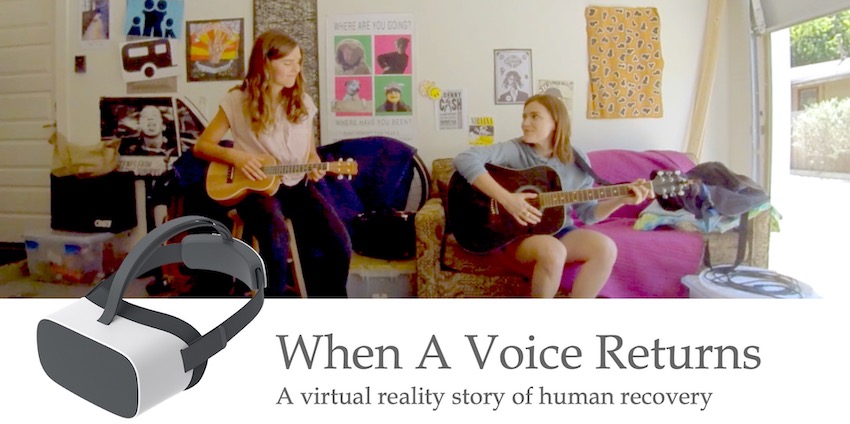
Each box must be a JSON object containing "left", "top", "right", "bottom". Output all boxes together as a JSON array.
[
  {"left": 510, "top": 235, "right": 568, "bottom": 298},
  {"left": 558, "top": 229, "right": 618, "bottom": 298}
]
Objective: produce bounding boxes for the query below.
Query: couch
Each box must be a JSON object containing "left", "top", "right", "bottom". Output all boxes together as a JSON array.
[{"left": 414, "top": 149, "right": 771, "bottom": 298}]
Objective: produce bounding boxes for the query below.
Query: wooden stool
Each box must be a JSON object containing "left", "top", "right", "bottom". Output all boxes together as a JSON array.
[{"left": 228, "top": 210, "right": 307, "bottom": 297}]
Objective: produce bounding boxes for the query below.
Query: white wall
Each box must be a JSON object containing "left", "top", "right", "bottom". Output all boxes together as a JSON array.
[
  {"left": 318, "top": 0, "right": 756, "bottom": 174},
  {"left": 55, "top": 0, "right": 757, "bottom": 175},
  {"left": 55, "top": 0, "right": 254, "bottom": 145},
  {"left": 704, "top": 0, "right": 756, "bottom": 175}
]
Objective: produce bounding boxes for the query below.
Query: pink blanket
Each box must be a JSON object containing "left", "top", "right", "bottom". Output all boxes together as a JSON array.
[{"left": 559, "top": 150, "right": 702, "bottom": 298}]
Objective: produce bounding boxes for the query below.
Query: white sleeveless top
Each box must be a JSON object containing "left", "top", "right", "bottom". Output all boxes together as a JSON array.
[{"left": 220, "top": 89, "right": 317, "bottom": 186}]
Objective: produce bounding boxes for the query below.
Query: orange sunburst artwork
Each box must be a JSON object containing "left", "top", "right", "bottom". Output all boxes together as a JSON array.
[
  {"left": 189, "top": 21, "right": 240, "bottom": 63},
  {"left": 186, "top": 18, "right": 244, "bottom": 81}
]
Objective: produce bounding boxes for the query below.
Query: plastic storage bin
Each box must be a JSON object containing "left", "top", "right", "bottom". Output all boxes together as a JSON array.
[
  {"left": 681, "top": 266, "right": 817, "bottom": 299},
  {"left": 346, "top": 253, "right": 416, "bottom": 298},
  {"left": 25, "top": 230, "right": 114, "bottom": 284}
]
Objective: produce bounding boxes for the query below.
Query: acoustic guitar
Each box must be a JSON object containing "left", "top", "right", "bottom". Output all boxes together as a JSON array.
[
  {"left": 446, "top": 163, "right": 689, "bottom": 254},
  {"left": 206, "top": 155, "right": 358, "bottom": 206}
]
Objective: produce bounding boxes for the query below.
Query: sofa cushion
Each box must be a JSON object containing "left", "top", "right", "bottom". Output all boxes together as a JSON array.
[
  {"left": 431, "top": 158, "right": 455, "bottom": 206},
  {"left": 441, "top": 234, "right": 525, "bottom": 277}
]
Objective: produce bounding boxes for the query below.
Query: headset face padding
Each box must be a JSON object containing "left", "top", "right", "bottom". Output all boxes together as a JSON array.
[{"left": 37, "top": 216, "right": 266, "bottom": 418}]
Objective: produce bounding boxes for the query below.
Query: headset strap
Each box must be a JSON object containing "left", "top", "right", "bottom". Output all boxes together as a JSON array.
[
  {"left": 180, "top": 285, "right": 264, "bottom": 372},
  {"left": 98, "top": 216, "right": 232, "bottom": 325},
  {"left": 93, "top": 215, "right": 266, "bottom": 372}
]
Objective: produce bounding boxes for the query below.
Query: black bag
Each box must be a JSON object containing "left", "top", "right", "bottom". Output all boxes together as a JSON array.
[
  {"left": 655, "top": 162, "right": 769, "bottom": 270},
  {"left": 351, "top": 210, "right": 416, "bottom": 260},
  {"left": 51, "top": 171, "right": 137, "bottom": 233},
  {"left": 656, "top": 161, "right": 768, "bottom": 220}
]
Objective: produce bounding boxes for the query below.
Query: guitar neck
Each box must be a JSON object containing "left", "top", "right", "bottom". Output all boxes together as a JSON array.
[
  {"left": 538, "top": 181, "right": 651, "bottom": 208},
  {"left": 261, "top": 162, "right": 329, "bottom": 176}
]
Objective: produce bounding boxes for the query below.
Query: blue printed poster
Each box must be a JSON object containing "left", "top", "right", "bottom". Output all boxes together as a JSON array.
[{"left": 124, "top": 0, "right": 185, "bottom": 39}]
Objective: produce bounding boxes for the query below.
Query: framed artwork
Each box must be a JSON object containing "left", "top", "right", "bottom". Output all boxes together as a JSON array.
[
  {"left": 494, "top": 49, "right": 532, "bottom": 105},
  {"left": 186, "top": 18, "right": 245, "bottom": 82}
]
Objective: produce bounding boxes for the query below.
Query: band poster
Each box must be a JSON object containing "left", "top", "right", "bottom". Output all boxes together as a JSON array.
[
  {"left": 536, "top": 79, "right": 575, "bottom": 121},
  {"left": 435, "top": 89, "right": 467, "bottom": 131},
  {"left": 325, "top": 13, "right": 415, "bottom": 145}
]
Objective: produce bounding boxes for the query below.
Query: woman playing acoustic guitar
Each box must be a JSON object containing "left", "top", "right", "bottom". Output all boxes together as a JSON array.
[
  {"left": 453, "top": 94, "right": 652, "bottom": 298},
  {"left": 194, "top": 30, "right": 350, "bottom": 297}
]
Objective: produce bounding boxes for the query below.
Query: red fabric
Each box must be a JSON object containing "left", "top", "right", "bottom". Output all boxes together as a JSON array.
[{"left": 560, "top": 150, "right": 701, "bottom": 298}]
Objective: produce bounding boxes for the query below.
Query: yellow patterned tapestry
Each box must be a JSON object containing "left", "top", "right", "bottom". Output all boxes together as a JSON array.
[{"left": 585, "top": 6, "right": 663, "bottom": 119}]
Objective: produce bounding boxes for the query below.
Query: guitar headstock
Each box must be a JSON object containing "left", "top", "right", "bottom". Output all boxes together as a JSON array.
[
  {"left": 328, "top": 158, "right": 359, "bottom": 180},
  {"left": 651, "top": 170, "right": 690, "bottom": 199}
]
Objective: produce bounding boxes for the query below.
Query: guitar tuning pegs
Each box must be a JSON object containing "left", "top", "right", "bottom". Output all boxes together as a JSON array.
[
  {"left": 348, "top": 175, "right": 353, "bottom": 180},
  {"left": 337, "top": 174, "right": 343, "bottom": 180}
]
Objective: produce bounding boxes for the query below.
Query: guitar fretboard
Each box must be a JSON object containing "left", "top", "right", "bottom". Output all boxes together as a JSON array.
[
  {"left": 261, "top": 163, "right": 329, "bottom": 175},
  {"left": 538, "top": 182, "right": 652, "bottom": 208}
]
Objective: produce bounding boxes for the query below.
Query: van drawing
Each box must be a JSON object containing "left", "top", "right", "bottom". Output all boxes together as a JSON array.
[{"left": 121, "top": 39, "right": 177, "bottom": 79}]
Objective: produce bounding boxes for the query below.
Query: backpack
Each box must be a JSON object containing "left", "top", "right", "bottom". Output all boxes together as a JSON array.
[{"left": 654, "top": 161, "right": 769, "bottom": 270}]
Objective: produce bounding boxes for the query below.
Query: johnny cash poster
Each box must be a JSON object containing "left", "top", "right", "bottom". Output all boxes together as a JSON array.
[
  {"left": 436, "top": 89, "right": 467, "bottom": 131},
  {"left": 325, "top": 13, "right": 415, "bottom": 145}
]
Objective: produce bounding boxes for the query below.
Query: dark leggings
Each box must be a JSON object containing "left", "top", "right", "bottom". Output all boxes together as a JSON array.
[{"left": 236, "top": 182, "right": 351, "bottom": 297}]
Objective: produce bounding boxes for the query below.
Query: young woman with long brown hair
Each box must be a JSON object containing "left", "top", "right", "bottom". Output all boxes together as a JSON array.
[
  {"left": 453, "top": 94, "right": 652, "bottom": 298},
  {"left": 195, "top": 30, "right": 350, "bottom": 297}
]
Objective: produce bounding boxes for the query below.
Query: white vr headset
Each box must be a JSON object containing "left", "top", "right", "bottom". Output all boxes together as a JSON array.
[{"left": 37, "top": 216, "right": 266, "bottom": 418}]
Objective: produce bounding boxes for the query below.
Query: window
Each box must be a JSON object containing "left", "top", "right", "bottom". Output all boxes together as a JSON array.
[{"left": 797, "top": 86, "right": 819, "bottom": 109}]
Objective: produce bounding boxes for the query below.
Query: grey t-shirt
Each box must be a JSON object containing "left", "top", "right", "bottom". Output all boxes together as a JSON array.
[{"left": 453, "top": 138, "right": 599, "bottom": 227}]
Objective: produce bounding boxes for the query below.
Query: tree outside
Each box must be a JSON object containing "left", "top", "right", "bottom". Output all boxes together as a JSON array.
[
  {"left": 791, "top": 98, "right": 850, "bottom": 173},
  {"left": 790, "top": 9, "right": 850, "bottom": 175},
  {"left": 791, "top": 11, "right": 850, "bottom": 67}
]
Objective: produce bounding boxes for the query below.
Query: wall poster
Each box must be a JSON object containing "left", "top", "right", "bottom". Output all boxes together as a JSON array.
[
  {"left": 100, "top": 97, "right": 182, "bottom": 177},
  {"left": 435, "top": 89, "right": 467, "bottom": 131},
  {"left": 124, "top": 0, "right": 185, "bottom": 39},
  {"left": 186, "top": 18, "right": 245, "bottom": 82},
  {"left": 537, "top": 79, "right": 575, "bottom": 121},
  {"left": 494, "top": 49, "right": 532, "bottom": 105},
  {"left": 325, "top": 13, "right": 415, "bottom": 145},
  {"left": 81, "top": 0, "right": 110, "bottom": 47}
]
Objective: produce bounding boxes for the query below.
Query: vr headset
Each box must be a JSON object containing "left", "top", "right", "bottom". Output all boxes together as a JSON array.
[{"left": 37, "top": 215, "right": 266, "bottom": 418}]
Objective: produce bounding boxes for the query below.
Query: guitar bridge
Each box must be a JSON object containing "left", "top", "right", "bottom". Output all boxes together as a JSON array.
[
  {"left": 226, "top": 166, "right": 235, "bottom": 184},
  {"left": 490, "top": 198, "right": 499, "bottom": 215}
]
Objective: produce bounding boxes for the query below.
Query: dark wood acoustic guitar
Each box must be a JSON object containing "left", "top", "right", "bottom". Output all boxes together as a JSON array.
[
  {"left": 206, "top": 155, "right": 358, "bottom": 206},
  {"left": 446, "top": 163, "right": 689, "bottom": 253}
]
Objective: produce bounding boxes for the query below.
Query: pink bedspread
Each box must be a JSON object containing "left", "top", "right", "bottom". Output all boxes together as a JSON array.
[
  {"left": 560, "top": 218, "right": 703, "bottom": 298},
  {"left": 559, "top": 150, "right": 702, "bottom": 298}
]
